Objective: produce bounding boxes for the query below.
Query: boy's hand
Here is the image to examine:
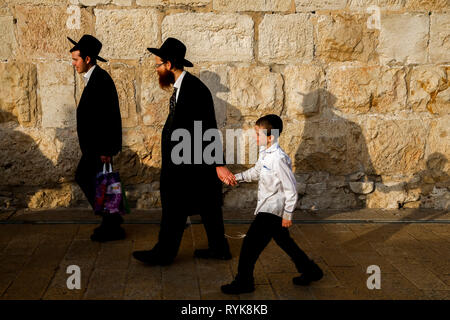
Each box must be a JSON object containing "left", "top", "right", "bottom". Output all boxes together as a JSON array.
[
  {"left": 216, "top": 166, "right": 237, "bottom": 186},
  {"left": 282, "top": 219, "right": 292, "bottom": 228}
]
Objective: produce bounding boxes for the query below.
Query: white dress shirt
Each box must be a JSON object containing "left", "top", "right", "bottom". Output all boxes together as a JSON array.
[
  {"left": 235, "top": 141, "right": 298, "bottom": 221},
  {"left": 83, "top": 65, "right": 96, "bottom": 85},
  {"left": 173, "top": 70, "right": 186, "bottom": 103}
]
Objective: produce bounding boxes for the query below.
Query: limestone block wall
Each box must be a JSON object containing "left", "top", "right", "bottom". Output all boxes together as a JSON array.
[{"left": 0, "top": 0, "right": 449, "bottom": 211}]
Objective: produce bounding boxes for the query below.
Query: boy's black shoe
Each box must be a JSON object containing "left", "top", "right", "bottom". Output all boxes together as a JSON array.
[
  {"left": 221, "top": 278, "right": 255, "bottom": 295},
  {"left": 90, "top": 226, "right": 126, "bottom": 242},
  {"left": 194, "top": 248, "right": 232, "bottom": 260},
  {"left": 293, "top": 261, "right": 323, "bottom": 286}
]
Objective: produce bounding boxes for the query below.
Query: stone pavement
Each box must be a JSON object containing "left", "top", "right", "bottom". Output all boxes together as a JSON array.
[{"left": 0, "top": 208, "right": 449, "bottom": 300}]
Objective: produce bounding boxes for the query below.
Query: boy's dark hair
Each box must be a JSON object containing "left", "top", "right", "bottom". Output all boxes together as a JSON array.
[
  {"left": 256, "top": 114, "right": 283, "bottom": 137},
  {"left": 162, "top": 57, "right": 184, "bottom": 71},
  {"left": 79, "top": 50, "right": 97, "bottom": 66}
]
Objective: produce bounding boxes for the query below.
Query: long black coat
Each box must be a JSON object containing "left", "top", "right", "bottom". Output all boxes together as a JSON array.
[
  {"left": 76, "top": 65, "right": 122, "bottom": 157},
  {"left": 160, "top": 72, "right": 224, "bottom": 214}
]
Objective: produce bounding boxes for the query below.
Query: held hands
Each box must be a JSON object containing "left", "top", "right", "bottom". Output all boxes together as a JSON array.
[
  {"left": 100, "top": 156, "right": 111, "bottom": 163},
  {"left": 216, "top": 166, "right": 237, "bottom": 186},
  {"left": 282, "top": 219, "right": 292, "bottom": 228}
]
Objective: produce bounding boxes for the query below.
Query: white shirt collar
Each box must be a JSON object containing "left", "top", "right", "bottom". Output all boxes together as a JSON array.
[
  {"left": 83, "top": 65, "right": 96, "bottom": 85},
  {"left": 173, "top": 70, "right": 186, "bottom": 102},
  {"left": 261, "top": 141, "right": 280, "bottom": 154},
  {"left": 173, "top": 70, "right": 186, "bottom": 89}
]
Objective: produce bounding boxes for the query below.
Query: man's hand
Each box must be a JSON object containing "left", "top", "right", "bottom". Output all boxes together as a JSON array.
[
  {"left": 216, "top": 166, "right": 237, "bottom": 186},
  {"left": 282, "top": 219, "right": 292, "bottom": 228},
  {"left": 100, "top": 156, "right": 111, "bottom": 163}
]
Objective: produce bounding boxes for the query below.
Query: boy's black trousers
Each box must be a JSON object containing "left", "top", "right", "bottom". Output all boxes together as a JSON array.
[{"left": 237, "top": 212, "right": 313, "bottom": 281}]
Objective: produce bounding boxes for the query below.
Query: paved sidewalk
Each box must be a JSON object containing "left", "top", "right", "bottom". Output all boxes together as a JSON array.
[{"left": 0, "top": 208, "right": 449, "bottom": 300}]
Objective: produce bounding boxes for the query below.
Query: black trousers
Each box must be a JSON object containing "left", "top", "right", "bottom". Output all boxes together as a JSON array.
[
  {"left": 152, "top": 204, "right": 229, "bottom": 262},
  {"left": 75, "top": 154, "right": 123, "bottom": 226},
  {"left": 237, "top": 212, "right": 312, "bottom": 281},
  {"left": 75, "top": 154, "right": 104, "bottom": 209}
]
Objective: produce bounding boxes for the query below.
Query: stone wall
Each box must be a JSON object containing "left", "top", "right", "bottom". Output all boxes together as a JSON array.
[{"left": 0, "top": 0, "right": 449, "bottom": 211}]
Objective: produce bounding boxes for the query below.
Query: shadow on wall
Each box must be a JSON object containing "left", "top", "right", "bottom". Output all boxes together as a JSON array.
[
  {"left": 293, "top": 89, "right": 449, "bottom": 211},
  {"left": 293, "top": 88, "right": 378, "bottom": 210},
  {"left": 199, "top": 70, "right": 259, "bottom": 209},
  {"left": 0, "top": 110, "right": 65, "bottom": 209}
]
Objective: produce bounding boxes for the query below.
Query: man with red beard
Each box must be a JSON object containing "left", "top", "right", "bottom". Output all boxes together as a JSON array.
[{"left": 133, "top": 38, "right": 236, "bottom": 265}]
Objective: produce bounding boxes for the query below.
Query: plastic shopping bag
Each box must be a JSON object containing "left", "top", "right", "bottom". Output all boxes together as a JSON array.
[{"left": 94, "top": 163, "right": 129, "bottom": 215}]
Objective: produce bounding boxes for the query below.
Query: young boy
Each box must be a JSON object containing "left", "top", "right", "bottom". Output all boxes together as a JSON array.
[{"left": 221, "top": 114, "right": 323, "bottom": 294}]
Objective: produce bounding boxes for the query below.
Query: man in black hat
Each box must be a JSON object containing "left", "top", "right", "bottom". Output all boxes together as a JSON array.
[
  {"left": 68, "top": 34, "right": 124, "bottom": 242},
  {"left": 133, "top": 37, "right": 237, "bottom": 265}
]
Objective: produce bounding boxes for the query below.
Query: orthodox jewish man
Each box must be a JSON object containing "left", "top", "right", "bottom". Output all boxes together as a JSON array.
[
  {"left": 68, "top": 34, "right": 124, "bottom": 242},
  {"left": 133, "top": 38, "right": 237, "bottom": 265}
]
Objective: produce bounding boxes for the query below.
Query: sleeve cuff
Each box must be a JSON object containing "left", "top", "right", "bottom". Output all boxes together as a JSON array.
[{"left": 282, "top": 212, "right": 293, "bottom": 221}]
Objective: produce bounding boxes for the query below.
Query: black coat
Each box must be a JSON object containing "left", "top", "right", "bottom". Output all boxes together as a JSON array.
[
  {"left": 76, "top": 65, "right": 122, "bottom": 158},
  {"left": 160, "top": 72, "right": 224, "bottom": 214}
]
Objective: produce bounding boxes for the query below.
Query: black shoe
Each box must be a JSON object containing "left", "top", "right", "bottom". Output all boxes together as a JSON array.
[
  {"left": 221, "top": 279, "right": 255, "bottom": 294},
  {"left": 90, "top": 226, "right": 125, "bottom": 242},
  {"left": 194, "top": 248, "right": 232, "bottom": 260},
  {"left": 293, "top": 261, "right": 323, "bottom": 286},
  {"left": 132, "top": 250, "right": 173, "bottom": 266}
]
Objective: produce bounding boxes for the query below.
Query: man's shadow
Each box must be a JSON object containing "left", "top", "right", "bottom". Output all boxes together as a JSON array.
[
  {"left": 294, "top": 89, "right": 379, "bottom": 211},
  {"left": 295, "top": 89, "right": 448, "bottom": 246},
  {"left": 0, "top": 110, "right": 61, "bottom": 209}
]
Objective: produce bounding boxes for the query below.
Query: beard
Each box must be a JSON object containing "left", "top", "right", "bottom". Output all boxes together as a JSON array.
[{"left": 158, "top": 68, "right": 175, "bottom": 90}]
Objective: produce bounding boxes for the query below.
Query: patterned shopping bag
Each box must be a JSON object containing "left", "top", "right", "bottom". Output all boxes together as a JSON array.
[{"left": 94, "top": 163, "right": 129, "bottom": 215}]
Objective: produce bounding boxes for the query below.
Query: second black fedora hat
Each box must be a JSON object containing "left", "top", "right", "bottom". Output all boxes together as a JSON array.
[
  {"left": 67, "top": 34, "right": 107, "bottom": 62},
  {"left": 147, "top": 37, "right": 193, "bottom": 67}
]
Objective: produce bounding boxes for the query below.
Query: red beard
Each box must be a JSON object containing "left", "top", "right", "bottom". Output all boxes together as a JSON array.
[{"left": 158, "top": 68, "right": 175, "bottom": 90}]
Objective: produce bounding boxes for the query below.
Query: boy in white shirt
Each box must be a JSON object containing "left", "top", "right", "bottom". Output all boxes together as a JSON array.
[{"left": 221, "top": 114, "right": 323, "bottom": 294}]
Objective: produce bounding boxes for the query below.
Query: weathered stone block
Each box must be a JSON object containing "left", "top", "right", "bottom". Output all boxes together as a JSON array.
[
  {"left": 162, "top": 13, "right": 254, "bottom": 63},
  {"left": 366, "top": 181, "right": 408, "bottom": 208},
  {"left": 137, "top": 0, "right": 210, "bottom": 6},
  {"left": 348, "top": 0, "right": 406, "bottom": 11},
  {"left": 405, "top": 0, "right": 450, "bottom": 12},
  {"left": 0, "top": 16, "right": 17, "bottom": 59},
  {"left": 228, "top": 66, "right": 283, "bottom": 123},
  {"left": 408, "top": 66, "right": 448, "bottom": 115},
  {"left": 296, "top": 0, "right": 347, "bottom": 11},
  {"left": 349, "top": 181, "right": 375, "bottom": 194},
  {"left": 95, "top": 9, "right": 160, "bottom": 59},
  {"left": 116, "top": 127, "right": 162, "bottom": 184},
  {"left": 430, "top": 13, "right": 450, "bottom": 64},
  {"left": 314, "top": 13, "right": 379, "bottom": 63},
  {"left": 378, "top": 13, "right": 428, "bottom": 65},
  {"left": 140, "top": 58, "right": 171, "bottom": 127},
  {"left": 283, "top": 65, "right": 325, "bottom": 118},
  {"left": 37, "top": 61, "right": 76, "bottom": 128},
  {"left": 258, "top": 14, "right": 314, "bottom": 64},
  {"left": 104, "top": 62, "right": 139, "bottom": 128},
  {"left": 283, "top": 119, "right": 376, "bottom": 176},
  {"left": 214, "top": 0, "right": 291, "bottom": 11},
  {"left": 0, "top": 62, "right": 38, "bottom": 127},
  {"left": 326, "top": 63, "right": 407, "bottom": 114},
  {"left": 426, "top": 115, "right": 450, "bottom": 175},
  {"left": 0, "top": 126, "right": 80, "bottom": 186},
  {"left": 15, "top": 5, "right": 94, "bottom": 59},
  {"left": 364, "top": 118, "right": 428, "bottom": 176},
  {"left": 199, "top": 65, "right": 230, "bottom": 128}
]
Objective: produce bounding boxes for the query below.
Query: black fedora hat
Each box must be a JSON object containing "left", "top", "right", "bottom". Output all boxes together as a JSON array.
[
  {"left": 67, "top": 34, "right": 107, "bottom": 62},
  {"left": 147, "top": 37, "right": 193, "bottom": 67}
]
